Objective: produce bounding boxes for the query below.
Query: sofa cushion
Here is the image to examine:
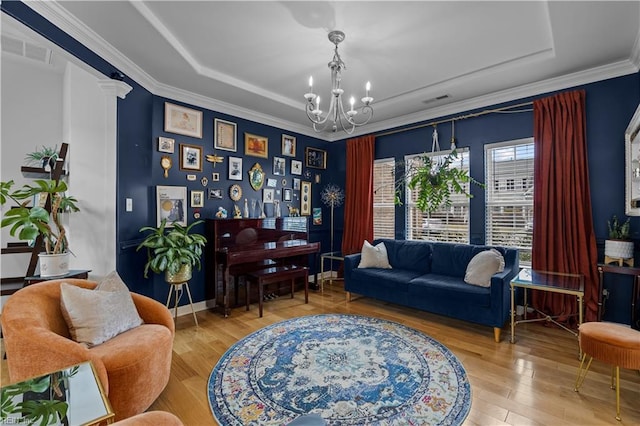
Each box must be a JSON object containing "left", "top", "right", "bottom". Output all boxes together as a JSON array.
[
  {"left": 358, "top": 240, "right": 392, "bottom": 269},
  {"left": 409, "top": 274, "right": 492, "bottom": 306},
  {"left": 375, "top": 239, "right": 432, "bottom": 274},
  {"left": 60, "top": 272, "right": 143, "bottom": 347},
  {"left": 431, "top": 243, "right": 507, "bottom": 278},
  {"left": 464, "top": 249, "right": 505, "bottom": 287},
  {"left": 350, "top": 267, "right": 423, "bottom": 292}
]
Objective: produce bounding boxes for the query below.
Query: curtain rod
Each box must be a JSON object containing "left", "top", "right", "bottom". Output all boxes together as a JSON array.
[{"left": 375, "top": 101, "right": 534, "bottom": 138}]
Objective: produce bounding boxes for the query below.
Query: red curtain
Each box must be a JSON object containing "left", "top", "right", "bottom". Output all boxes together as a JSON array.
[
  {"left": 341, "top": 134, "right": 375, "bottom": 255},
  {"left": 532, "top": 90, "right": 599, "bottom": 323}
]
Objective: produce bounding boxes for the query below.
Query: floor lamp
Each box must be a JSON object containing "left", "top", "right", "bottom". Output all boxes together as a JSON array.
[{"left": 321, "top": 184, "right": 345, "bottom": 275}]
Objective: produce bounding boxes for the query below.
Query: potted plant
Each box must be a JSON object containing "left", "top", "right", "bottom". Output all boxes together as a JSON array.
[
  {"left": 24, "top": 145, "right": 59, "bottom": 171},
  {"left": 605, "top": 215, "right": 634, "bottom": 260},
  {"left": 136, "top": 219, "right": 207, "bottom": 283},
  {"left": 394, "top": 150, "right": 484, "bottom": 214},
  {"left": 1, "top": 179, "right": 79, "bottom": 276}
]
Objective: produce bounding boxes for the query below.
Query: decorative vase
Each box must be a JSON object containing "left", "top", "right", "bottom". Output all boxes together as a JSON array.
[
  {"left": 604, "top": 239, "right": 634, "bottom": 259},
  {"left": 165, "top": 263, "right": 192, "bottom": 284},
  {"left": 38, "top": 253, "right": 69, "bottom": 277}
]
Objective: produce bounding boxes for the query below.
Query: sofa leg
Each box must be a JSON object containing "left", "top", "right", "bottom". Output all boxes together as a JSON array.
[
  {"left": 346, "top": 291, "right": 351, "bottom": 302},
  {"left": 494, "top": 327, "right": 501, "bottom": 343}
]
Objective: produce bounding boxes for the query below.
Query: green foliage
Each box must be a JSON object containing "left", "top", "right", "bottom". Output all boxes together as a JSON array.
[
  {"left": 394, "top": 150, "right": 484, "bottom": 214},
  {"left": 0, "top": 371, "right": 74, "bottom": 426},
  {"left": 24, "top": 145, "right": 58, "bottom": 167},
  {"left": 137, "top": 219, "right": 207, "bottom": 278},
  {"left": 607, "top": 215, "right": 631, "bottom": 240},
  {"left": 0, "top": 179, "right": 79, "bottom": 254}
]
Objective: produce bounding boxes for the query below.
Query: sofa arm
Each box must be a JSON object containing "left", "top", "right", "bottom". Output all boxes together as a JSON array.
[
  {"left": 131, "top": 293, "right": 175, "bottom": 336},
  {"left": 344, "top": 254, "right": 361, "bottom": 281}
]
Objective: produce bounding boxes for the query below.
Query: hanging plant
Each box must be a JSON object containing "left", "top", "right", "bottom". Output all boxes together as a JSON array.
[{"left": 392, "top": 126, "right": 484, "bottom": 214}]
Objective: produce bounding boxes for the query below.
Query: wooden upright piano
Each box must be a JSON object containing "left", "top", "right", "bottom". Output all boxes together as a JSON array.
[{"left": 205, "top": 217, "right": 320, "bottom": 316}]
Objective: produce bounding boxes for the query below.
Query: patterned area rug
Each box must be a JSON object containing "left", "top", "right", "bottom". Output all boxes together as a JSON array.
[{"left": 208, "top": 314, "right": 471, "bottom": 425}]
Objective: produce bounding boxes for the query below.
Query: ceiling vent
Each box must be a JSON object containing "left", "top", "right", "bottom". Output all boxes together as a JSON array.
[
  {"left": 1, "top": 34, "right": 52, "bottom": 65},
  {"left": 422, "top": 94, "right": 451, "bottom": 105}
]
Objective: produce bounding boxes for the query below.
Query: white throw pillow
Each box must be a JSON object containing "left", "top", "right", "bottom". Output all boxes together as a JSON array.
[
  {"left": 60, "top": 271, "right": 143, "bottom": 347},
  {"left": 358, "top": 240, "right": 392, "bottom": 269},
  {"left": 464, "top": 249, "right": 505, "bottom": 287}
]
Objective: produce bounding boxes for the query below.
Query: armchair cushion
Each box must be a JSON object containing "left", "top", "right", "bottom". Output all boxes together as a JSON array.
[{"left": 60, "top": 272, "right": 143, "bottom": 347}]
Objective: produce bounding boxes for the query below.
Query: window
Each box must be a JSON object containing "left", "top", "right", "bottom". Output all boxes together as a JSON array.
[
  {"left": 485, "top": 138, "right": 534, "bottom": 265},
  {"left": 405, "top": 149, "right": 470, "bottom": 243},
  {"left": 373, "top": 158, "right": 396, "bottom": 239}
]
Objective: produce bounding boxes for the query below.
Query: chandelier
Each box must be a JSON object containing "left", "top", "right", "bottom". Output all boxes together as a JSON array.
[{"left": 304, "top": 30, "right": 373, "bottom": 134}]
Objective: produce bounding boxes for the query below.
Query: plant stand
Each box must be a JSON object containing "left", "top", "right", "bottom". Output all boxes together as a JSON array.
[
  {"left": 604, "top": 255, "right": 634, "bottom": 267},
  {"left": 165, "top": 281, "right": 198, "bottom": 326}
]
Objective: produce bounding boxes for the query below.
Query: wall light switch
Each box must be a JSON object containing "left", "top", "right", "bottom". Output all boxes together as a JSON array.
[{"left": 126, "top": 198, "right": 133, "bottom": 212}]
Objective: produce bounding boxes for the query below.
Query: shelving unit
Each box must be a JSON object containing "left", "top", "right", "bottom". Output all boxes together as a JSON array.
[{"left": 0, "top": 143, "right": 69, "bottom": 294}]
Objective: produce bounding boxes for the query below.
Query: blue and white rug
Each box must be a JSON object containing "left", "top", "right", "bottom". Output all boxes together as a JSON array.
[{"left": 208, "top": 314, "right": 471, "bottom": 425}]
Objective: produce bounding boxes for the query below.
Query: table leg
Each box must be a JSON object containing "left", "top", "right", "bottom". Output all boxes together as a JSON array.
[
  {"left": 510, "top": 283, "right": 516, "bottom": 344},
  {"left": 578, "top": 293, "right": 583, "bottom": 358},
  {"left": 320, "top": 256, "right": 325, "bottom": 292},
  {"left": 223, "top": 267, "right": 231, "bottom": 317}
]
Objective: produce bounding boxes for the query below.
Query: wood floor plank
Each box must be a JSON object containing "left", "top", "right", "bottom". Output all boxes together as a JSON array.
[{"left": 2, "top": 285, "right": 638, "bottom": 425}]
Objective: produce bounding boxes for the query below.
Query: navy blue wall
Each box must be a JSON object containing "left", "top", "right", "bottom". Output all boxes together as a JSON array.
[
  {"left": 5, "top": 1, "right": 640, "bottom": 322},
  {"left": 328, "top": 73, "right": 640, "bottom": 323}
]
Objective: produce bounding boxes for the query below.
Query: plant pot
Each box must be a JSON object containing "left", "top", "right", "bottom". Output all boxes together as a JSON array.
[
  {"left": 604, "top": 239, "right": 634, "bottom": 259},
  {"left": 38, "top": 253, "right": 69, "bottom": 277},
  {"left": 165, "top": 263, "right": 192, "bottom": 284}
]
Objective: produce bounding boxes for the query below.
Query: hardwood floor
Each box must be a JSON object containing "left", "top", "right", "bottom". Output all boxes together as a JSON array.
[{"left": 2, "top": 283, "right": 639, "bottom": 425}]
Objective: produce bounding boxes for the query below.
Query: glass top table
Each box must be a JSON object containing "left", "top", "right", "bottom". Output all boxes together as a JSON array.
[
  {"left": 320, "top": 251, "right": 344, "bottom": 291},
  {"left": 510, "top": 269, "right": 584, "bottom": 354}
]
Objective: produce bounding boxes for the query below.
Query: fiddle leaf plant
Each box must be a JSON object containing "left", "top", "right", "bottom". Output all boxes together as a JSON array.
[
  {"left": 0, "top": 179, "right": 79, "bottom": 254},
  {"left": 393, "top": 150, "right": 484, "bottom": 214},
  {"left": 137, "top": 219, "right": 207, "bottom": 278}
]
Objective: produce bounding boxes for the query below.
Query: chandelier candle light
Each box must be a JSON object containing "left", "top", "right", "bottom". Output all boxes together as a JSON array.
[{"left": 305, "top": 31, "right": 373, "bottom": 134}]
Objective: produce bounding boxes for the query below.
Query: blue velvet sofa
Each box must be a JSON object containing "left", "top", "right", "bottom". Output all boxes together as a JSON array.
[{"left": 343, "top": 239, "right": 519, "bottom": 342}]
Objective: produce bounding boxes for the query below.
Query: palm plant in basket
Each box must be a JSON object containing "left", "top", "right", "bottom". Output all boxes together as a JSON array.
[{"left": 137, "top": 219, "right": 207, "bottom": 283}]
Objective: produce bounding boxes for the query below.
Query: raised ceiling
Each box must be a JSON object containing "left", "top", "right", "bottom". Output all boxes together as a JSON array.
[{"left": 18, "top": 1, "right": 640, "bottom": 140}]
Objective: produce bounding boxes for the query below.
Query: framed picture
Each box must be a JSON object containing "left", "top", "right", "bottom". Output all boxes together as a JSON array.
[
  {"left": 283, "top": 188, "right": 292, "bottom": 202},
  {"left": 263, "top": 188, "right": 275, "bottom": 204},
  {"left": 282, "top": 134, "right": 296, "bottom": 157},
  {"left": 158, "top": 137, "right": 175, "bottom": 153},
  {"left": 191, "top": 190, "right": 204, "bottom": 208},
  {"left": 267, "top": 178, "right": 277, "bottom": 188},
  {"left": 313, "top": 208, "right": 322, "bottom": 225},
  {"left": 291, "top": 159, "right": 302, "bottom": 176},
  {"left": 212, "top": 172, "right": 220, "bottom": 181},
  {"left": 164, "top": 102, "right": 202, "bottom": 139},
  {"left": 208, "top": 188, "right": 223, "bottom": 199},
  {"left": 305, "top": 147, "right": 327, "bottom": 169},
  {"left": 301, "top": 181, "right": 311, "bottom": 215},
  {"left": 228, "top": 156, "right": 243, "bottom": 181},
  {"left": 293, "top": 178, "right": 301, "bottom": 190},
  {"left": 248, "top": 163, "right": 265, "bottom": 191},
  {"left": 245, "top": 133, "right": 268, "bottom": 158},
  {"left": 156, "top": 185, "right": 187, "bottom": 227},
  {"left": 179, "top": 144, "right": 203, "bottom": 171},
  {"left": 214, "top": 118, "right": 237, "bottom": 152},
  {"left": 273, "top": 156, "right": 286, "bottom": 176}
]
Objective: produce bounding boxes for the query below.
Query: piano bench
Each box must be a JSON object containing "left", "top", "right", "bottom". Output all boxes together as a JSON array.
[{"left": 246, "top": 265, "right": 309, "bottom": 317}]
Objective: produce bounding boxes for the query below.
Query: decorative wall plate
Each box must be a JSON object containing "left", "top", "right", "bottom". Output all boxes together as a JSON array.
[
  {"left": 230, "top": 184, "right": 242, "bottom": 201},
  {"left": 248, "top": 163, "right": 265, "bottom": 191}
]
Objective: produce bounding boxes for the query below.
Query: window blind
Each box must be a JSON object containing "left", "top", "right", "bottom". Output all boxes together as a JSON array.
[{"left": 373, "top": 158, "right": 396, "bottom": 239}]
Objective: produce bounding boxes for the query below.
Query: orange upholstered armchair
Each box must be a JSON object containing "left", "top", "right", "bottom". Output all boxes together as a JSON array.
[{"left": 0, "top": 278, "right": 175, "bottom": 421}]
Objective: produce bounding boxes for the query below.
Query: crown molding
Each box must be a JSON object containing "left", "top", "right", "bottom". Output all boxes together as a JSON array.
[
  {"left": 22, "top": 0, "right": 640, "bottom": 144},
  {"left": 333, "top": 58, "right": 639, "bottom": 143}
]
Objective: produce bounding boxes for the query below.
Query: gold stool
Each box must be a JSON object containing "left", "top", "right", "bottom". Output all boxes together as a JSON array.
[
  {"left": 574, "top": 322, "right": 640, "bottom": 421},
  {"left": 166, "top": 281, "right": 198, "bottom": 326}
]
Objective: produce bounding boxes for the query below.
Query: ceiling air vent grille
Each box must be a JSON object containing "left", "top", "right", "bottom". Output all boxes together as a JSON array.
[
  {"left": 1, "top": 35, "right": 52, "bottom": 65},
  {"left": 422, "top": 94, "right": 451, "bottom": 105}
]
